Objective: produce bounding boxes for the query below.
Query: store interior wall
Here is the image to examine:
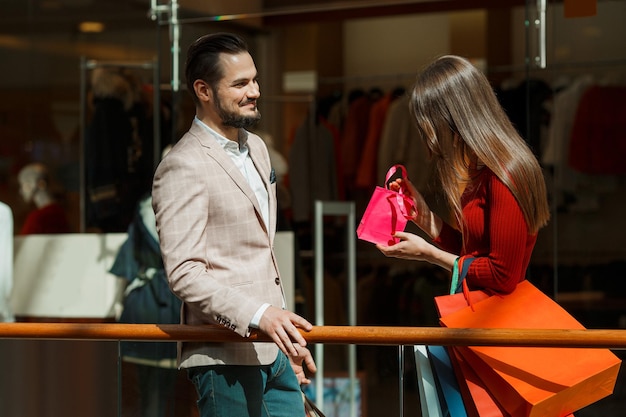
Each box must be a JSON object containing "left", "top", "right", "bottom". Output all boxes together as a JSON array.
[
  {"left": 341, "top": 9, "right": 488, "bottom": 86},
  {"left": 343, "top": 13, "right": 452, "bottom": 82}
]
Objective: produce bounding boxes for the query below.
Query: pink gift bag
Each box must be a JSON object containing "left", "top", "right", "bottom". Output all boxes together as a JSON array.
[{"left": 356, "top": 164, "right": 416, "bottom": 246}]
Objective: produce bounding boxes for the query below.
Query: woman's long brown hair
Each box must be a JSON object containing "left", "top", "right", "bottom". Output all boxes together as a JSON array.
[{"left": 409, "top": 55, "right": 550, "bottom": 234}]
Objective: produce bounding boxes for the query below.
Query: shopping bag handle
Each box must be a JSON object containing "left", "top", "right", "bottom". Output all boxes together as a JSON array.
[
  {"left": 384, "top": 164, "right": 416, "bottom": 221},
  {"left": 450, "top": 255, "right": 478, "bottom": 311}
]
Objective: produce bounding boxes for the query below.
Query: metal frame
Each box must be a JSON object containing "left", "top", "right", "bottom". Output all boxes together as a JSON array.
[{"left": 313, "top": 200, "right": 357, "bottom": 416}]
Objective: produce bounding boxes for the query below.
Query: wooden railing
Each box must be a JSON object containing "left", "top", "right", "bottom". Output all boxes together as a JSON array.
[{"left": 1, "top": 323, "right": 626, "bottom": 349}]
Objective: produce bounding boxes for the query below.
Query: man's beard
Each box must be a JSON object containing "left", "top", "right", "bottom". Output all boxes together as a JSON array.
[
  {"left": 214, "top": 92, "right": 261, "bottom": 129},
  {"left": 222, "top": 111, "right": 261, "bottom": 129}
]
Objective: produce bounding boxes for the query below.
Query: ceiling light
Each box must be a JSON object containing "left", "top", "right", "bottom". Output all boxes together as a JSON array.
[{"left": 78, "top": 21, "right": 105, "bottom": 33}]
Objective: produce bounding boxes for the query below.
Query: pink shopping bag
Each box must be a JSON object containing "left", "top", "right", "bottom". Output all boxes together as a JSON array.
[{"left": 356, "top": 164, "right": 416, "bottom": 246}]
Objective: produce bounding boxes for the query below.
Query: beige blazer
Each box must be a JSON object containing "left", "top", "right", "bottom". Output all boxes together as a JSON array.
[{"left": 152, "top": 121, "right": 284, "bottom": 368}]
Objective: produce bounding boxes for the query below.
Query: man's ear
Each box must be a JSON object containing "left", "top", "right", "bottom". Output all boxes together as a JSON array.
[{"left": 193, "top": 80, "right": 211, "bottom": 102}]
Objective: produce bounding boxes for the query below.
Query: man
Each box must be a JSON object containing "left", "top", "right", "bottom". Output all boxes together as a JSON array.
[{"left": 152, "top": 32, "right": 316, "bottom": 417}]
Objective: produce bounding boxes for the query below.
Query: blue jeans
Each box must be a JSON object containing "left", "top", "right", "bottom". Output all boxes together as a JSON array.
[{"left": 188, "top": 351, "right": 305, "bottom": 417}]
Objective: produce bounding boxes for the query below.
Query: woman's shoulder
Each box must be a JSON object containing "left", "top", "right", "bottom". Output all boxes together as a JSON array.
[
  {"left": 481, "top": 168, "right": 520, "bottom": 207},
  {"left": 468, "top": 167, "right": 512, "bottom": 199}
]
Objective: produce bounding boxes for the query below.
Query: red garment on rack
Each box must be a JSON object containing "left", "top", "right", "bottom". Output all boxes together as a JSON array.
[
  {"left": 341, "top": 95, "right": 373, "bottom": 193},
  {"left": 355, "top": 93, "right": 395, "bottom": 189},
  {"left": 568, "top": 85, "right": 626, "bottom": 175}
]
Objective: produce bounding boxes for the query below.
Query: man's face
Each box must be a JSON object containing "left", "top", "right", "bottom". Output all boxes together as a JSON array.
[{"left": 212, "top": 52, "right": 261, "bottom": 129}]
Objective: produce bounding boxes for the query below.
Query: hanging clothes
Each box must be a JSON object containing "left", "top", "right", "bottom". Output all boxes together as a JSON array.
[
  {"left": 569, "top": 85, "right": 626, "bottom": 175},
  {"left": 542, "top": 75, "right": 595, "bottom": 209},
  {"left": 496, "top": 78, "right": 552, "bottom": 158},
  {"left": 288, "top": 116, "right": 339, "bottom": 222},
  {"left": 543, "top": 76, "right": 594, "bottom": 172},
  {"left": 355, "top": 92, "right": 396, "bottom": 189},
  {"left": 340, "top": 92, "right": 375, "bottom": 197},
  {"left": 376, "top": 94, "right": 433, "bottom": 194}
]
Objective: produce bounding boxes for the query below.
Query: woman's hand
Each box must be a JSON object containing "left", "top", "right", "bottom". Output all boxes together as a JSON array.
[
  {"left": 389, "top": 178, "right": 441, "bottom": 239},
  {"left": 288, "top": 344, "right": 317, "bottom": 386},
  {"left": 377, "top": 231, "right": 458, "bottom": 272},
  {"left": 376, "top": 231, "right": 432, "bottom": 262}
]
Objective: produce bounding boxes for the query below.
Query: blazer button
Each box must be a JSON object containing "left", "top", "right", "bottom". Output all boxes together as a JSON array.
[{"left": 274, "top": 277, "right": 280, "bottom": 285}]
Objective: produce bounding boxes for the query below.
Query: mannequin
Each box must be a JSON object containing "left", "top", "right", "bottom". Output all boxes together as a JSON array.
[{"left": 17, "top": 163, "right": 71, "bottom": 234}]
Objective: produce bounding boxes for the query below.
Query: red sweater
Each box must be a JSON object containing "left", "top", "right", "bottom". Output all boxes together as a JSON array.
[{"left": 434, "top": 169, "right": 536, "bottom": 294}]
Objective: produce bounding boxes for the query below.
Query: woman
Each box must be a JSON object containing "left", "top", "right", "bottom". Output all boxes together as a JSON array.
[{"left": 378, "top": 55, "right": 550, "bottom": 294}]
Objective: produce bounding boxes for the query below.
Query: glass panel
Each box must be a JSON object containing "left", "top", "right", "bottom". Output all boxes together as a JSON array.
[
  {"left": 527, "top": 1, "right": 626, "bottom": 415},
  {"left": 0, "top": 339, "right": 119, "bottom": 416},
  {"left": 4, "top": 1, "right": 625, "bottom": 416},
  {"left": 0, "top": 2, "right": 525, "bottom": 416},
  {"left": 118, "top": 341, "right": 197, "bottom": 417},
  {"left": 528, "top": 0, "right": 626, "bottom": 328}
]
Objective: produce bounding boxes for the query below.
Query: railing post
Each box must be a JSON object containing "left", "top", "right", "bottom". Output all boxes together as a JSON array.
[
  {"left": 314, "top": 200, "right": 357, "bottom": 416},
  {"left": 399, "top": 344, "right": 405, "bottom": 417}
]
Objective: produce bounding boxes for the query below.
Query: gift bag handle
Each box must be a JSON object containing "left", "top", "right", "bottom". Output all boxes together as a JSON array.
[{"left": 384, "top": 164, "right": 416, "bottom": 221}]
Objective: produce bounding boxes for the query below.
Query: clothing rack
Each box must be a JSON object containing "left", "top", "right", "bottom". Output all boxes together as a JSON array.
[
  {"left": 491, "top": 58, "right": 626, "bottom": 73},
  {"left": 79, "top": 58, "right": 160, "bottom": 232},
  {"left": 319, "top": 72, "right": 417, "bottom": 85},
  {"left": 316, "top": 59, "right": 626, "bottom": 89}
]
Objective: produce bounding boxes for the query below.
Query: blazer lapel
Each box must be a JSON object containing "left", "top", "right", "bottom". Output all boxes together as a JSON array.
[
  {"left": 247, "top": 134, "right": 276, "bottom": 239},
  {"left": 190, "top": 122, "right": 269, "bottom": 234}
]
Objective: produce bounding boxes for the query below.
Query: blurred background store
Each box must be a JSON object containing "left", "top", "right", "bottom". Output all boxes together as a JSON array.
[{"left": 1, "top": 1, "right": 625, "bottom": 416}]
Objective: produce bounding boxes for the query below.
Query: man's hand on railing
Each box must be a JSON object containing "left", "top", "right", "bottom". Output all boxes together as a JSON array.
[{"left": 257, "top": 305, "right": 313, "bottom": 356}]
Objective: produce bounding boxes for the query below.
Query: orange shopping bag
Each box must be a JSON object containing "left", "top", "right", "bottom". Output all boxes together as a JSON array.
[
  {"left": 435, "top": 294, "right": 575, "bottom": 417},
  {"left": 439, "top": 280, "right": 621, "bottom": 417},
  {"left": 435, "top": 285, "right": 508, "bottom": 417},
  {"left": 447, "top": 346, "right": 510, "bottom": 417}
]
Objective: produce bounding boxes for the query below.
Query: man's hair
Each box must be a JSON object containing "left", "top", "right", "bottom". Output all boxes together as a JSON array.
[{"left": 185, "top": 32, "right": 249, "bottom": 105}]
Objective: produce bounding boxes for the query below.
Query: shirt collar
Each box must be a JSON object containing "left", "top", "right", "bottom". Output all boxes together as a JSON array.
[{"left": 194, "top": 116, "right": 248, "bottom": 152}]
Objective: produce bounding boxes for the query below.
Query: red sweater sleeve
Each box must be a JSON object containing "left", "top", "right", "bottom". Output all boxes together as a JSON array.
[
  {"left": 434, "top": 220, "right": 462, "bottom": 255},
  {"left": 434, "top": 170, "right": 536, "bottom": 294}
]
